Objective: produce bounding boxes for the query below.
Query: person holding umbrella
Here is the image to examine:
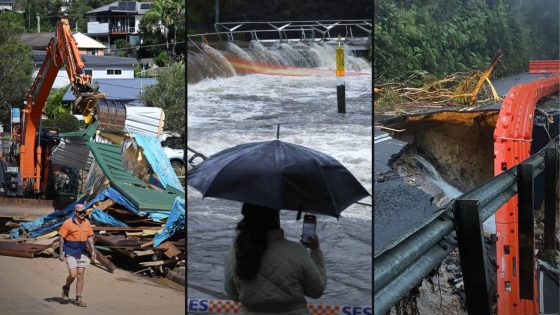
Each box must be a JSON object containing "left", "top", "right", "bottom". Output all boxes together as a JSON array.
[
  {"left": 224, "top": 203, "right": 326, "bottom": 314},
  {"left": 188, "top": 139, "right": 370, "bottom": 313}
]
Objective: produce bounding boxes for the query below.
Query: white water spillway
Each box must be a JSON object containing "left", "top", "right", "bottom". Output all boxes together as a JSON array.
[{"left": 187, "top": 40, "right": 371, "bottom": 84}]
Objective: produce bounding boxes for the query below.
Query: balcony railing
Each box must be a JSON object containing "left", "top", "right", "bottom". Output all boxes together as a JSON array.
[
  {"left": 87, "top": 21, "right": 136, "bottom": 35},
  {"left": 87, "top": 21, "right": 109, "bottom": 34}
]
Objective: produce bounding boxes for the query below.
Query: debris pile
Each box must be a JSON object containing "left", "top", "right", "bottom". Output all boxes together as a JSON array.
[
  {"left": 375, "top": 52, "right": 503, "bottom": 112},
  {"left": 0, "top": 118, "right": 185, "bottom": 284}
]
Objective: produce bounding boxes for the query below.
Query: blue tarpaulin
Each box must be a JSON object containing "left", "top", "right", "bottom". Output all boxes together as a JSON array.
[
  {"left": 88, "top": 187, "right": 139, "bottom": 215},
  {"left": 10, "top": 187, "right": 137, "bottom": 239},
  {"left": 91, "top": 209, "right": 127, "bottom": 227},
  {"left": 139, "top": 211, "right": 169, "bottom": 222},
  {"left": 134, "top": 134, "right": 184, "bottom": 192},
  {"left": 153, "top": 197, "right": 185, "bottom": 247},
  {"left": 9, "top": 196, "right": 86, "bottom": 239}
]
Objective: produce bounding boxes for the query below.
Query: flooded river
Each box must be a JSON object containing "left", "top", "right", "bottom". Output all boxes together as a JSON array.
[{"left": 187, "top": 43, "right": 372, "bottom": 306}]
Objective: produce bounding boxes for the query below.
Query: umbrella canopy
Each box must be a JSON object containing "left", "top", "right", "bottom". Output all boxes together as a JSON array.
[{"left": 187, "top": 140, "right": 369, "bottom": 218}]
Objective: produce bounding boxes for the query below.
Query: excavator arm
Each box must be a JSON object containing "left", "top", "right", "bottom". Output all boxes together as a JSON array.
[{"left": 18, "top": 18, "right": 125, "bottom": 195}]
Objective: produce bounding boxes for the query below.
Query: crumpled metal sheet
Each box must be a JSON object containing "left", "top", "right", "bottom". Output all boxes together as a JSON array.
[
  {"left": 87, "top": 140, "right": 181, "bottom": 210},
  {"left": 49, "top": 137, "right": 93, "bottom": 170},
  {"left": 125, "top": 107, "right": 165, "bottom": 138},
  {"left": 82, "top": 160, "right": 108, "bottom": 197}
]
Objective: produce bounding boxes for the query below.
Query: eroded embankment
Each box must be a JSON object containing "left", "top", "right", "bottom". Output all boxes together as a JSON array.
[
  {"left": 379, "top": 94, "right": 559, "bottom": 314},
  {"left": 380, "top": 110, "right": 499, "bottom": 314},
  {"left": 383, "top": 110, "right": 498, "bottom": 199}
]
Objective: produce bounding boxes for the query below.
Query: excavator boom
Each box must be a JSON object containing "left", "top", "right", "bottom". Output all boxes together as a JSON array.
[{"left": 16, "top": 18, "right": 125, "bottom": 195}]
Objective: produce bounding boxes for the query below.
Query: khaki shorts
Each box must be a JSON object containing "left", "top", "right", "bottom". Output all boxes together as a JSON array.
[{"left": 65, "top": 254, "right": 90, "bottom": 269}]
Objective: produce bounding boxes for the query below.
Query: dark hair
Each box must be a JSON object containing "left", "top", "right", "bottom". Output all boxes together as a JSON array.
[{"left": 235, "top": 203, "right": 280, "bottom": 280}]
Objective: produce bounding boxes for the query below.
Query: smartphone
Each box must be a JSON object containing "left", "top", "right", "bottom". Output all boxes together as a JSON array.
[{"left": 301, "top": 214, "right": 317, "bottom": 247}]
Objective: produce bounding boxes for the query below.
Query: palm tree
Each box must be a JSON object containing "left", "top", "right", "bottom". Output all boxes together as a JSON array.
[{"left": 143, "top": 0, "right": 185, "bottom": 52}]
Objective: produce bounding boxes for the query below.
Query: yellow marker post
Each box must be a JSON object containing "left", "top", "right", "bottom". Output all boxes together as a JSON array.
[{"left": 336, "top": 37, "right": 345, "bottom": 113}]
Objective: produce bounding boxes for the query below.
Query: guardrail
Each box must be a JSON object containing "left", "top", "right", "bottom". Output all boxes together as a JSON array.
[{"left": 373, "top": 138, "right": 559, "bottom": 314}]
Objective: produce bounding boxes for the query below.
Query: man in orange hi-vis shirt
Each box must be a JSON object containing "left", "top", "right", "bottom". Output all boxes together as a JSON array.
[{"left": 59, "top": 203, "right": 96, "bottom": 307}]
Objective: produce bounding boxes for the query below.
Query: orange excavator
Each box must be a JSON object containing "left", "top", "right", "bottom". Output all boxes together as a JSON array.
[{"left": 4, "top": 18, "right": 126, "bottom": 199}]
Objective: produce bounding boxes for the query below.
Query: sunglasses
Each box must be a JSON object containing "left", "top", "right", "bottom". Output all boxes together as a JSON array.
[{"left": 76, "top": 210, "right": 87, "bottom": 215}]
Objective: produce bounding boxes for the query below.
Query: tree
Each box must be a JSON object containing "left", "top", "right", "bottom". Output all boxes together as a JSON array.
[
  {"left": 142, "top": 0, "right": 185, "bottom": 53},
  {"left": 141, "top": 62, "right": 185, "bottom": 140},
  {"left": 0, "top": 12, "right": 33, "bottom": 128},
  {"left": 373, "top": 0, "right": 559, "bottom": 82}
]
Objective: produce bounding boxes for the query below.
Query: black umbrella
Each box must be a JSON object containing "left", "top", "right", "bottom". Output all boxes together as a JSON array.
[{"left": 187, "top": 140, "right": 370, "bottom": 218}]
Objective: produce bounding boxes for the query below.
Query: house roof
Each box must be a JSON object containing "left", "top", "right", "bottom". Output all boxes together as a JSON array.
[
  {"left": 22, "top": 32, "right": 105, "bottom": 50},
  {"left": 87, "top": 1, "right": 152, "bottom": 15},
  {"left": 73, "top": 32, "right": 106, "bottom": 49},
  {"left": 0, "top": 0, "right": 14, "bottom": 5},
  {"left": 33, "top": 50, "right": 138, "bottom": 67},
  {"left": 20, "top": 33, "right": 53, "bottom": 49},
  {"left": 62, "top": 78, "right": 157, "bottom": 102}
]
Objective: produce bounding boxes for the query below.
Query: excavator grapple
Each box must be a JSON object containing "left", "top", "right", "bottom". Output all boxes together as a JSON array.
[{"left": 73, "top": 94, "right": 127, "bottom": 132}]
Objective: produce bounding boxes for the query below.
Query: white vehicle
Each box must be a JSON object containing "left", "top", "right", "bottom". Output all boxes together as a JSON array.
[{"left": 160, "top": 133, "right": 184, "bottom": 170}]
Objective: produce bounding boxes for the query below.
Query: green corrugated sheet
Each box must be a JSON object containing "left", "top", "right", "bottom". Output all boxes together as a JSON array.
[
  {"left": 59, "top": 121, "right": 98, "bottom": 139},
  {"left": 65, "top": 121, "right": 182, "bottom": 211}
]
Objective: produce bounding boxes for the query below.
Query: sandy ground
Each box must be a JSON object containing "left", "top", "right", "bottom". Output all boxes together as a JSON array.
[{"left": 0, "top": 255, "right": 185, "bottom": 315}]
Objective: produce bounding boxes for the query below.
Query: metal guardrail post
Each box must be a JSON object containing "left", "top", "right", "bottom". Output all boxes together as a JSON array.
[
  {"left": 374, "top": 236, "right": 456, "bottom": 315},
  {"left": 518, "top": 163, "right": 535, "bottom": 300},
  {"left": 373, "top": 139, "right": 557, "bottom": 312},
  {"left": 544, "top": 147, "right": 558, "bottom": 250},
  {"left": 453, "top": 199, "right": 492, "bottom": 315}
]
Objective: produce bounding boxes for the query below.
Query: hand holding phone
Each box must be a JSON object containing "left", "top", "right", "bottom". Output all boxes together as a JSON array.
[{"left": 301, "top": 214, "right": 317, "bottom": 248}]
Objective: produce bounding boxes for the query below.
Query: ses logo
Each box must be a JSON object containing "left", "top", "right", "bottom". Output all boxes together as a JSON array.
[
  {"left": 187, "top": 299, "right": 372, "bottom": 315},
  {"left": 187, "top": 299, "right": 209, "bottom": 312},
  {"left": 342, "top": 306, "right": 372, "bottom": 315}
]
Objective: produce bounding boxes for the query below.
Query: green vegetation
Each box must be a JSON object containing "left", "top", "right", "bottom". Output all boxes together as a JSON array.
[
  {"left": 43, "top": 85, "right": 80, "bottom": 133},
  {"left": 140, "top": 0, "right": 185, "bottom": 59},
  {"left": 374, "top": 0, "right": 560, "bottom": 82},
  {"left": 154, "top": 50, "right": 170, "bottom": 67},
  {"left": 0, "top": 11, "right": 33, "bottom": 128},
  {"left": 141, "top": 62, "right": 185, "bottom": 141},
  {"left": 42, "top": 113, "right": 81, "bottom": 133},
  {"left": 187, "top": 0, "right": 373, "bottom": 34},
  {"left": 44, "top": 85, "right": 70, "bottom": 118},
  {"left": 20, "top": 0, "right": 115, "bottom": 33}
]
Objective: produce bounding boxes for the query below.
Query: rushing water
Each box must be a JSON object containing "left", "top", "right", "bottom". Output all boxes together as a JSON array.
[
  {"left": 187, "top": 43, "right": 372, "bottom": 306},
  {"left": 187, "top": 40, "right": 370, "bottom": 84},
  {"left": 410, "top": 154, "right": 498, "bottom": 233},
  {"left": 411, "top": 154, "right": 463, "bottom": 200}
]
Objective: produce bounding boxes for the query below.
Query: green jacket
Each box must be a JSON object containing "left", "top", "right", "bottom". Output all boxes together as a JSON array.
[{"left": 225, "top": 229, "right": 327, "bottom": 314}]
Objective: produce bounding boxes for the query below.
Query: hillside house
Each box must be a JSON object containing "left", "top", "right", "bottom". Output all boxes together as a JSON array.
[
  {"left": 0, "top": 0, "right": 14, "bottom": 11},
  {"left": 86, "top": 1, "right": 152, "bottom": 47},
  {"left": 33, "top": 51, "right": 138, "bottom": 89},
  {"left": 61, "top": 78, "right": 157, "bottom": 105},
  {"left": 21, "top": 32, "right": 106, "bottom": 55}
]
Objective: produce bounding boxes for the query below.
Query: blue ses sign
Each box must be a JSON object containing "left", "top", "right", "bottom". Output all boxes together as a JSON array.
[{"left": 11, "top": 108, "right": 20, "bottom": 124}]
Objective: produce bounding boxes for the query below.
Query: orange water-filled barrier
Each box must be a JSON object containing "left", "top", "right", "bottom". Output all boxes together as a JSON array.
[
  {"left": 528, "top": 60, "right": 560, "bottom": 74},
  {"left": 494, "top": 74, "right": 559, "bottom": 314}
]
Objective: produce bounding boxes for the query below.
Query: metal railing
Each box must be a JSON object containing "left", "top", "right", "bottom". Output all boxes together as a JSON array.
[
  {"left": 199, "top": 20, "right": 371, "bottom": 42},
  {"left": 373, "top": 137, "right": 559, "bottom": 314}
]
